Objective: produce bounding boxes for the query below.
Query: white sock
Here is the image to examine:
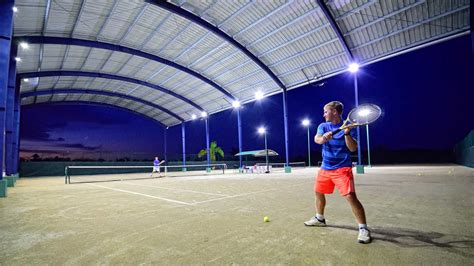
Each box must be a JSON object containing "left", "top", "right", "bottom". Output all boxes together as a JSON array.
[
  {"left": 316, "top": 214, "right": 325, "bottom": 220},
  {"left": 359, "top": 224, "right": 367, "bottom": 230}
]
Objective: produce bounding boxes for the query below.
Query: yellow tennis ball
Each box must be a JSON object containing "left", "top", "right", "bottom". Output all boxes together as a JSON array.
[{"left": 264, "top": 216, "right": 270, "bottom": 222}]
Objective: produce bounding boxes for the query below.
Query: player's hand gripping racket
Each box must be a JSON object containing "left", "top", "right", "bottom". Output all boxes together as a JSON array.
[{"left": 331, "top": 104, "right": 381, "bottom": 135}]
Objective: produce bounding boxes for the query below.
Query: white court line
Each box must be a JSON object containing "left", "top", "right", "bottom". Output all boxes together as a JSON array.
[
  {"left": 121, "top": 182, "right": 231, "bottom": 197},
  {"left": 87, "top": 183, "right": 193, "bottom": 205},
  {"left": 193, "top": 181, "right": 313, "bottom": 205}
]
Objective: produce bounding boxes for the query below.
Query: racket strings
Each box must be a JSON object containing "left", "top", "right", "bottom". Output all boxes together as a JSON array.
[{"left": 348, "top": 104, "right": 381, "bottom": 124}]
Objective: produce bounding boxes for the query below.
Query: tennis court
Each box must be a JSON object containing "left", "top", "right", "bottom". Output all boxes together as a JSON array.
[{"left": 1, "top": 165, "right": 472, "bottom": 264}]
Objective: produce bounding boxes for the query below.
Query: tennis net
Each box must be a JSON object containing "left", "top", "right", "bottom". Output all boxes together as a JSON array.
[
  {"left": 253, "top": 162, "right": 306, "bottom": 172},
  {"left": 65, "top": 163, "right": 227, "bottom": 184}
]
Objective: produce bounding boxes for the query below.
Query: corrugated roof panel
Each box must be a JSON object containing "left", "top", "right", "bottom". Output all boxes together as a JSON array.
[
  {"left": 160, "top": 71, "right": 187, "bottom": 89},
  {"left": 16, "top": 50, "right": 40, "bottom": 72},
  {"left": 204, "top": 51, "right": 246, "bottom": 78},
  {"left": 176, "top": 32, "right": 222, "bottom": 67},
  {"left": 147, "top": 67, "right": 177, "bottom": 85},
  {"left": 35, "top": 95, "right": 51, "bottom": 103},
  {"left": 13, "top": 3, "right": 45, "bottom": 35},
  {"left": 224, "top": 1, "right": 284, "bottom": 37},
  {"left": 21, "top": 97, "right": 34, "bottom": 105},
  {"left": 132, "top": 62, "right": 165, "bottom": 81},
  {"left": 65, "top": 94, "right": 81, "bottom": 101},
  {"left": 100, "top": 52, "right": 131, "bottom": 73},
  {"left": 80, "top": 49, "right": 111, "bottom": 71},
  {"left": 191, "top": 43, "right": 236, "bottom": 71},
  {"left": 50, "top": 94, "right": 64, "bottom": 102},
  {"left": 141, "top": 14, "right": 187, "bottom": 53},
  {"left": 44, "top": 1, "right": 81, "bottom": 35},
  {"left": 98, "top": 1, "right": 144, "bottom": 42},
  {"left": 159, "top": 22, "right": 196, "bottom": 59},
  {"left": 73, "top": 0, "right": 114, "bottom": 39},
  {"left": 242, "top": 1, "right": 318, "bottom": 46},
  {"left": 52, "top": 76, "right": 75, "bottom": 88}
]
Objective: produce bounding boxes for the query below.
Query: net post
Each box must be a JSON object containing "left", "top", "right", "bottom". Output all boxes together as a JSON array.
[{"left": 65, "top": 166, "right": 68, "bottom": 184}]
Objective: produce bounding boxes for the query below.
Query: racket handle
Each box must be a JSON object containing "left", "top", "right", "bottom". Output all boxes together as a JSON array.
[{"left": 331, "top": 128, "right": 342, "bottom": 135}]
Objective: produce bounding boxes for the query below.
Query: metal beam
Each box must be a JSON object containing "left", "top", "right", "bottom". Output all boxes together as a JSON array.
[
  {"left": 17, "top": 71, "right": 203, "bottom": 112},
  {"left": 22, "top": 100, "right": 166, "bottom": 127},
  {"left": 317, "top": 0, "right": 354, "bottom": 61},
  {"left": 20, "top": 88, "right": 184, "bottom": 122},
  {"left": 14, "top": 36, "right": 236, "bottom": 101},
  {"left": 146, "top": 0, "right": 286, "bottom": 90}
]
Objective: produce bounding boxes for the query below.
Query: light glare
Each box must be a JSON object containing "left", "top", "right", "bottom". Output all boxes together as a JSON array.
[
  {"left": 348, "top": 63, "right": 359, "bottom": 73},
  {"left": 255, "top": 91, "right": 264, "bottom": 100},
  {"left": 201, "top": 111, "right": 207, "bottom": 118},
  {"left": 232, "top": 100, "right": 240, "bottom": 108},
  {"left": 258, "top": 127, "right": 266, "bottom": 134},
  {"left": 302, "top": 119, "right": 310, "bottom": 126},
  {"left": 19, "top": 42, "right": 29, "bottom": 49},
  {"left": 358, "top": 109, "right": 371, "bottom": 117}
]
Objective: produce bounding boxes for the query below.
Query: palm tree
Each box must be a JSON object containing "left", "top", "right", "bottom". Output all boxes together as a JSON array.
[{"left": 198, "top": 141, "right": 224, "bottom": 161}]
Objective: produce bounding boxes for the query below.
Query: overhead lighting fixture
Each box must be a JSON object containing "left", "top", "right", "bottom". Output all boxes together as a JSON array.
[
  {"left": 302, "top": 119, "right": 310, "bottom": 126},
  {"left": 232, "top": 100, "right": 240, "bottom": 108},
  {"left": 14, "top": 57, "right": 21, "bottom": 62},
  {"left": 19, "top": 42, "right": 29, "bottom": 49},
  {"left": 191, "top": 114, "right": 197, "bottom": 120},
  {"left": 23, "top": 78, "right": 29, "bottom": 82},
  {"left": 12, "top": 6, "right": 18, "bottom": 13},
  {"left": 348, "top": 63, "right": 359, "bottom": 73},
  {"left": 258, "top": 127, "right": 266, "bottom": 134},
  {"left": 255, "top": 91, "right": 264, "bottom": 100},
  {"left": 201, "top": 111, "right": 207, "bottom": 118}
]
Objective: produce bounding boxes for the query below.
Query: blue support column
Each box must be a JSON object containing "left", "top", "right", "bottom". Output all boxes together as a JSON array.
[
  {"left": 0, "top": 0, "right": 15, "bottom": 196},
  {"left": 282, "top": 90, "right": 291, "bottom": 173},
  {"left": 5, "top": 42, "right": 17, "bottom": 177},
  {"left": 354, "top": 75, "right": 364, "bottom": 174},
  {"left": 181, "top": 123, "right": 186, "bottom": 171},
  {"left": 13, "top": 78, "right": 20, "bottom": 176},
  {"left": 237, "top": 108, "right": 242, "bottom": 169},
  {"left": 205, "top": 117, "right": 210, "bottom": 172},
  {"left": 164, "top": 127, "right": 168, "bottom": 164}
]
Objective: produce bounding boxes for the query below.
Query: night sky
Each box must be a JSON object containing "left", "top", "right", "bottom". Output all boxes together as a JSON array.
[{"left": 20, "top": 35, "right": 473, "bottom": 162}]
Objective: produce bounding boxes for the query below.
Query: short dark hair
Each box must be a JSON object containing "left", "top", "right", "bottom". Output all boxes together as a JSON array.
[{"left": 324, "top": 101, "right": 344, "bottom": 114}]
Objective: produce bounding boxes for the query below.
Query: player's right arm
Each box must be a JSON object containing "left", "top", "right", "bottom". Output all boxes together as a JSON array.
[{"left": 314, "top": 123, "right": 332, "bottom": 144}]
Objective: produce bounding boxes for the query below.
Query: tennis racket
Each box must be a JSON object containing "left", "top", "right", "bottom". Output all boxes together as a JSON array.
[{"left": 331, "top": 103, "right": 381, "bottom": 135}]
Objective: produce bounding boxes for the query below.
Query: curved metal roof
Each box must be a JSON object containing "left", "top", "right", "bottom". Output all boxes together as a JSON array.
[{"left": 13, "top": 0, "right": 470, "bottom": 127}]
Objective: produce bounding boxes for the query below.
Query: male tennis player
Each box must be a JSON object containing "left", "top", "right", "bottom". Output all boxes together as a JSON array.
[
  {"left": 151, "top": 156, "right": 162, "bottom": 177},
  {"left": 304, "top": 101, "right": 371, "bottom": 244}
]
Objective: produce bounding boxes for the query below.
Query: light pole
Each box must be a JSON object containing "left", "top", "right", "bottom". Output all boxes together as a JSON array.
[
  {"left": 348, "top": 63, "right": 364, "bottom": 173},
  {"left": 258, "top": 127, "right": 269, "bottom": 173},
  {"left": 358, "top": 108, "right": 373, "bottom": 168},
  {"left": 302, "top": 119, "right": 311, "bottom": 167},
  {"left": 366, "top": 124, "right": 371, "bottom": 167},
  {"left": 232, "top": 100, "right": 243, "bottom": 170}
]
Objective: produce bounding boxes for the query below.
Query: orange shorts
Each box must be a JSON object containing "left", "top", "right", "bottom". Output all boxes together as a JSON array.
[{"left": 314, "top": 167, "right": 355, "bottom": 196}]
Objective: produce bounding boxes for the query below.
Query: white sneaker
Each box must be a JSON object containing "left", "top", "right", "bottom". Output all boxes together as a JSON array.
[
  {"left": 358, "top": 228, "right": 372, "bottom": 244},
  {"left": 304, "top": 216, "right": 326, "bottom": 227}
]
